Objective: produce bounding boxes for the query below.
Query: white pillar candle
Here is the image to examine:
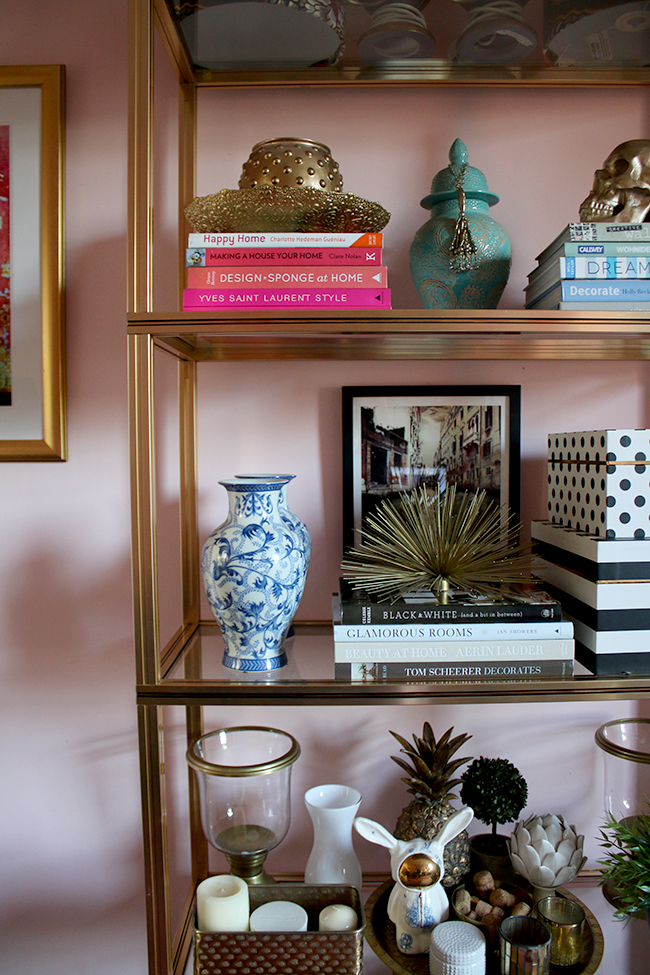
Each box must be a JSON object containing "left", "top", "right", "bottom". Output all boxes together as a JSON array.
[
  {"left": 196, "top": 875, "right": 250, "bottom": 932},
  {"left": 249, "top": 900, "right": 309, "bottom": 932},
  {"left": 318, "top": 904, "right": 359, "bottom": 931}
]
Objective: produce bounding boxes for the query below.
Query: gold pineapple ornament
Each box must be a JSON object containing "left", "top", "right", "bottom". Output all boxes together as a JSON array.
[{"left": 390, "top": 724, "right": 473, "bottom": 889}]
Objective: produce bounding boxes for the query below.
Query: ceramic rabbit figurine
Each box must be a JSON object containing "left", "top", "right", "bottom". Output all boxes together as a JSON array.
[{"left": 354, "top": 807, "right": 474, "bottom": 954}]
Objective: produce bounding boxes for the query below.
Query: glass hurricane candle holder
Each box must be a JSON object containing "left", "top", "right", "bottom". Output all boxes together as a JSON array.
[
  {"left": 595, "top": 718, "right": 650, "bottom": 822},
  {"left": 595, "top": 717, "right": 650, "bottom": 912},
  {"left": 187, "top": 726, "right": 301, "bottom": 884}
]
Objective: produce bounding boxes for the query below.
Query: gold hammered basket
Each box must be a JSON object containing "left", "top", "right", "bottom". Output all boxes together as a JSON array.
[
  {"left": 238, "top": 138, "right": 344, "bottom": 193},
  {"left": 183, "top": 137, "right": 390, "bottom": 234},
  {"left": 194, "top": 883, "right": 364, "bottom": 975}
]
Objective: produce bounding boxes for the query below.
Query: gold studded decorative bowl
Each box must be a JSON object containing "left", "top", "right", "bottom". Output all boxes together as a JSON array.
[
  {"left": 238, "top": 138, "right": 344, "bottom": 193},
  {"left": 184, "top": 136, "right": 390, "bottom": 234}
]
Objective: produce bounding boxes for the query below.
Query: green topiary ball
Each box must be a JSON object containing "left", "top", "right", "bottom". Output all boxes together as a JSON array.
[{"left": 460, "top": 756, "right": 528, "bottom": 832}]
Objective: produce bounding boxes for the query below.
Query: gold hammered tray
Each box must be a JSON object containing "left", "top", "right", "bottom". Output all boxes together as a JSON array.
[
  {"left": 195, "top": 883, "right": 363, "bottom": 975},
  {"left": 364, "top": 878, "right": 604, "bottom": 975}
]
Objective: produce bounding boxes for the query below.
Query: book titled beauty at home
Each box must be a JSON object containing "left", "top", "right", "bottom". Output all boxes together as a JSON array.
[
  {"left": 336, "top": 579, "right": 563, "bottom": 624},
  {"left": 187, "top": 231, "right": 383, "bottom": 249},
  {"left": 186, "top": 247, "right": 383, "bottom": 267},
  {"left": 186, "top": 266, "right": 388, "bottom": 289},
  {"left": 183, "top": 288, "right": 392, "bottom": 309},
  {"left": 333, "top": 638, "right": 575, "bottom": 662}
]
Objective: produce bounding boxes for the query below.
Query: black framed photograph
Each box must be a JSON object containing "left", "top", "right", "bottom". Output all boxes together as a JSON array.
[{"left": 342, "top": 385, "right": 521, "bottom": 548}]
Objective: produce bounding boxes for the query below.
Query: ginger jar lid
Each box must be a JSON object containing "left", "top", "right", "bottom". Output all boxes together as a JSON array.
[{"left": 420, "top": 138, "right": 499, "bottom": 210}]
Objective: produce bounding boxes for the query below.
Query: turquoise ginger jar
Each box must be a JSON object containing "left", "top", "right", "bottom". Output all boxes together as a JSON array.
[
  {"left": 410, "top": 138, "right": 511, "bottom": 309},
  {"left": 201, "top": 475, "right": 310, "bottom": 672}
]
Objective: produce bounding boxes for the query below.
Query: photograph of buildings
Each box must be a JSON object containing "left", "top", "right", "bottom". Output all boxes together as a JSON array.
[{"left": 359, "top": 398, "right": 505, "bottom": 524}]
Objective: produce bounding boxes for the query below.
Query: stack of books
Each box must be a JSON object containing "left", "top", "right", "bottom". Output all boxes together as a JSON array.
[
  {"left": 182, "top": 231, "right": 391, "bottom": 310},
  {"left": 332, "top": 579, "right": 574, "bottom": 681},
  {"left": 525, "top": 222, "right": 650, "bottom": 311}
]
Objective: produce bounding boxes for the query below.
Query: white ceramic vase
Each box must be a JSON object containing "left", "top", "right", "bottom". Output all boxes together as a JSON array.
[{"left": 304, "top": 784, "right": 363, "bottom": 891}]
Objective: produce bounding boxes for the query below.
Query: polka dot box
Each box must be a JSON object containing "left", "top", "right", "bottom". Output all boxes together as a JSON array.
[{"left": 548, "top": 430, "right": 650, "bottom": 539}]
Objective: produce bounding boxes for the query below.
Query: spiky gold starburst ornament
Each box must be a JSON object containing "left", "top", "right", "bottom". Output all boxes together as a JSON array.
[{"left": 340, "top": 484, "right": 532, "bottom": 601}]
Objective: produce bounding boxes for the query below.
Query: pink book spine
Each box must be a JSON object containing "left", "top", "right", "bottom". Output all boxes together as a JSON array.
[
  {"left": 182, "top": 288, "right": 392, "bottom": 309},
  {"left": 186, "top": 247, "right": 383, "bottom": 267},
  {"left": 187, "top": 266, "right": 388, "bottom": 289}
]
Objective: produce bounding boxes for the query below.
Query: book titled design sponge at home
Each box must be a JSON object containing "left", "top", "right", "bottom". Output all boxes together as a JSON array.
[
  {"left": 183, "top": 288, "right": 392, "bottom": 309},
  {"left": 187, "top": 265, "right": 388, "bottom": 289}
]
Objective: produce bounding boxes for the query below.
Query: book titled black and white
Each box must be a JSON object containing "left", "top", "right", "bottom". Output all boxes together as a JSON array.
[{"left": 336, "top": 579, "right": 562, "bottom": 625}]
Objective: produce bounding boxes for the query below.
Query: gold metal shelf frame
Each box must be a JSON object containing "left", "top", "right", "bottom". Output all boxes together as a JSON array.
[{"left": 128, "top": 2, "right": 650, "bottom": 974}]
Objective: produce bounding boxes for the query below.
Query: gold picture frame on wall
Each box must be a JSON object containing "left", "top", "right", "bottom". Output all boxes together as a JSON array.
[{"left": 0, "top": 64, "right": 66, "bottom": 461}]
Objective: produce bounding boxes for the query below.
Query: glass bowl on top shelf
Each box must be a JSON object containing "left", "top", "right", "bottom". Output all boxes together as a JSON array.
[{"left": 158, "top": 0, "right": 650, "bottom": 81}]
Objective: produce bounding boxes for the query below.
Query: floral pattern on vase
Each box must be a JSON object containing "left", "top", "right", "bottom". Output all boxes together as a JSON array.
[
  {"left": 410, "top": 138, "right": 511, "bottom": 309},
  {"left": 202, "top": 476, "right": 310, "bottom": 672},
  {"left": 235, "top": 474, "right": 311, "bottom": 571}
]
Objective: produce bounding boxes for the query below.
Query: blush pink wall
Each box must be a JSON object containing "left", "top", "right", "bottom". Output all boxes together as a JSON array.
[{"left": 1, "top": 3, "right": 649, "bottom": 974}]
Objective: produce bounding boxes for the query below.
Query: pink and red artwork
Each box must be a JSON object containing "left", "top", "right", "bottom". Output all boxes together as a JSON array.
[{"left": 0, "top": 124, "right": 10, "bottom": 405}]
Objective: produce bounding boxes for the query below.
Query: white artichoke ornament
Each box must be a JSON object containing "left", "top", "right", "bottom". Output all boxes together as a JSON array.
[{"left": 509, "top": 813, "right": 587, "bottom": 897}]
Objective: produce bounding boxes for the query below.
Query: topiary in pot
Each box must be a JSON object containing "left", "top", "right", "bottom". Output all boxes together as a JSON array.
[{"left": 460, "top": 756, "right": 528, "bottom": 881}]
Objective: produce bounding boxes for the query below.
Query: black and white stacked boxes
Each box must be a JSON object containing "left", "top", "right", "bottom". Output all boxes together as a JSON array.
[{"left": 532, "top": 520, "right": 650, "bottom": 675}]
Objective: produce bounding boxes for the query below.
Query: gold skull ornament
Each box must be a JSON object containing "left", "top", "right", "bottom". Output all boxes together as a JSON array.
[{"left": 579, "top": 140, "right": 650, "bottom": 224}]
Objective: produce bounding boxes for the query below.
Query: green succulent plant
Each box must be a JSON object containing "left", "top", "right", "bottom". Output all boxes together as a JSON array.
[
  {"left": 460, "top": 756, "right": 528, "bottom": 834},
  {"left": 598, "top": 805, "right": 650, "bottom": 921}
]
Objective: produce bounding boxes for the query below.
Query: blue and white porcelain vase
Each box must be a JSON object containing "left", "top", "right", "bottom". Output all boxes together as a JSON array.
[
  {"left": 235, "top": 474, "right": 312, "bottom": 572},
  {"left": 202, "top": 476, "right": 310, "bottom": 672},
  {"left": 410, "top": 138, "right": 511, "bottom": 309}
]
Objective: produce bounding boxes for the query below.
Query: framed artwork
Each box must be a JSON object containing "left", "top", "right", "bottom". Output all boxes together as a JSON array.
[
  {"left": 342, "top": 385, "right": 521, "bottom": 548},
  {"left": 0, "top": 65, "right": 66, "bottom": 461}
]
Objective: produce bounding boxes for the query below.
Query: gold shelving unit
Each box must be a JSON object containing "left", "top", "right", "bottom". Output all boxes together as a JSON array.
[{"left": 128, "top": 2, "right": 650, "bottom": 973}]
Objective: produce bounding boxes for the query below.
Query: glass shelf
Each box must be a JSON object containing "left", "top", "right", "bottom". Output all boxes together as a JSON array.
[
  {"left": 128, "top": 311, "right": 650, "bottom": 360},
  {"left": 135, "top": 621, "right": 650, "bottom": 703},
  {"left": 157, "top": 0, "right": 650, "bottom": 86}
]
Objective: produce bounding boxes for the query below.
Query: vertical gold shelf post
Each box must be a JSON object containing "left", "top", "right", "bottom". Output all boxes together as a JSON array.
[
  {"left": 177, "top": 66, "right": 210, "bottom": 921},
  {"left": 129, "top": 1, "right": 173, "bottom": 973}
]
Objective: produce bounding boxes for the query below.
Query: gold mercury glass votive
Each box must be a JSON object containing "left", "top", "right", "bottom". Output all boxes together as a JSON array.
[{"left": 537, "top": 895, "right": 585, "bottom": 967}]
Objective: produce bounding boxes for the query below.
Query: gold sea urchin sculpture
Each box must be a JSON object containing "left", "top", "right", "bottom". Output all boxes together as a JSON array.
[{"left": 340, "top": 484, "right": 532, "bottom": 602}]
